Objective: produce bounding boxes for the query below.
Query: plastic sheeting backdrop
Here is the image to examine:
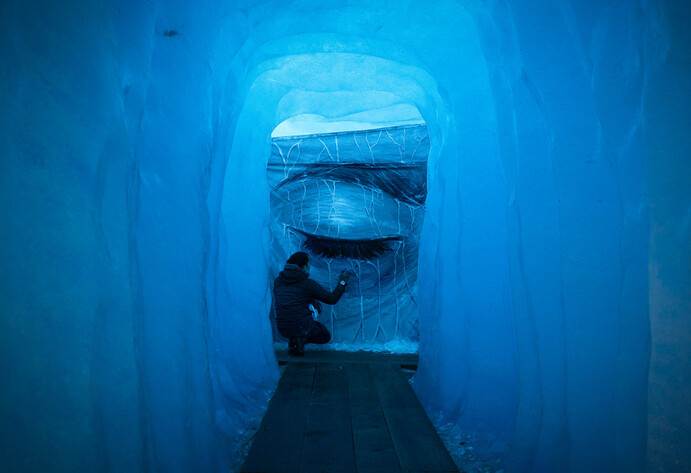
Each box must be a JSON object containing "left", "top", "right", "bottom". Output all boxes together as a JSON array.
[{"left": 268, "top": 124, "right": 429, "bottom": 345}]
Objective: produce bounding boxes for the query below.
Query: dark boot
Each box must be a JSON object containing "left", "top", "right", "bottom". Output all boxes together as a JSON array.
[
  {"left": 295, "top": 336, "right": 305, "bottom": 356},
  {"left": 288, "top": 338, "right": 303, "bottom": 356}
]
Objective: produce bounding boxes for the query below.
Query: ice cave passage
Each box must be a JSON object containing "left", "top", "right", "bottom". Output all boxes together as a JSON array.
[{"left": 1, "top": 1, "right": 690, "bottom": 473}]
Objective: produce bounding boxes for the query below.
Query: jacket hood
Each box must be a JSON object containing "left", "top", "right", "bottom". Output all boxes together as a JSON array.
[{"left": 279, "top": 263, "right": 309, "bottom": 284}]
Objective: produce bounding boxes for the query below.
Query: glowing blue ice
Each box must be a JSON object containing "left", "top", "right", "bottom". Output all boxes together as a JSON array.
[{"left": 1, "top": 1, "right": 689, "bottom": 472}]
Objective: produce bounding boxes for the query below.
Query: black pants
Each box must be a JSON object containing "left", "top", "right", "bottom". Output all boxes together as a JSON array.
[
  {"left": 278, "top": 321, "right": 331, "bottom": 354},
  {"left": 305, "top": 321, "right": 331, "bottom": 345}
]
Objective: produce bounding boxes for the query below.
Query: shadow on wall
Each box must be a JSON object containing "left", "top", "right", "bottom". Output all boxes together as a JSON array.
[{"left": 267, "top": 123, "right": 430, "bottom": 346}]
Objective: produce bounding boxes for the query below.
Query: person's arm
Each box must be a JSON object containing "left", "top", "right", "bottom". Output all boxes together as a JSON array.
[{"left": 306, "top": 273, "right": 349, "bottom": 304}]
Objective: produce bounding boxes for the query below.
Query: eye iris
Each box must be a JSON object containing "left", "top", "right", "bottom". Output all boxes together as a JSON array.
[{"left": 303, "top": 236, "right": 393, "bottom": 260}]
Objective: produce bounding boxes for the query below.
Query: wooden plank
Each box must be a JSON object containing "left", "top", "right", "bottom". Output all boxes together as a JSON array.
[
  {"left": 347, "top": 363, "right": 401, "bottom": 473},
  {"left": 242, "top": 363, "right": 316, "bottom": 473},
  {"left": 300, "top": 363, "right": 356, "bottom": 473},
  {"left": 372, "top": 363, "right": 458, "bottom": 473}
]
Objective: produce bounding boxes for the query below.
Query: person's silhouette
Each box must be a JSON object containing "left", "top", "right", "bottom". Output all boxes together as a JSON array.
[{"left": 273, "top": 252, "right": 350, "bottom": 355}]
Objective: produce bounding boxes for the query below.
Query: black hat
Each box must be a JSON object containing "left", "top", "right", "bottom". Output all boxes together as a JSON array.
[{"left": 286, "top": 251, "right": 309, "bottom": 267}]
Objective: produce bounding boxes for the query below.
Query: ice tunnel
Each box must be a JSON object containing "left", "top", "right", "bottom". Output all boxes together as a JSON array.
[{"left": 2, "top": 0, "right": 690, "bottom": 472}]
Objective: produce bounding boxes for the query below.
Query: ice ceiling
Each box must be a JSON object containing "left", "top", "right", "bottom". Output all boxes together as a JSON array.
[
  {"left": 271, "top": 103, "right": 425, "bottom": 137},
  {"left": 2, "top": 0, "right": 690, "bottom": 473}
]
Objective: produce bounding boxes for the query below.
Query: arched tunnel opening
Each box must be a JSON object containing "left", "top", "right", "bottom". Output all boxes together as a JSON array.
[
  {"left": 215, "top": 29, "right": 516, "bottom": 471},
  {"left": 3, "top": 1, "right": 690, "bottom": 473}
]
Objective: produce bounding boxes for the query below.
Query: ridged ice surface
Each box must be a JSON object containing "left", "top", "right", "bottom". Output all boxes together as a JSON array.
[
  {"left": 2, "top": 1, "right": 688, "bottom": 473},
  {"left": 267, "top": 124, "right": 429, "bottom": 345}
]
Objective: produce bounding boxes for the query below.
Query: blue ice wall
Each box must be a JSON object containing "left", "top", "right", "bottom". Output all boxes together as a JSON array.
[
  {"left": 1, "top": 1, "right": 689, "bottom": 473},
  {"left": 644, "top": 1, "right": 691, "bottom": 470}
]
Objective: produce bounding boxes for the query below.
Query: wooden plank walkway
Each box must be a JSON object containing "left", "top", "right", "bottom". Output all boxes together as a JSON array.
[{"left": 241, "top": 355, "right": 458, "bottom": 473}]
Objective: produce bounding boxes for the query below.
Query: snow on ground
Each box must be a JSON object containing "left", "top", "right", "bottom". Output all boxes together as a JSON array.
[
  {"left": 273, "top": 340, "right": 419, "bottom": 354},
  {"left": 433, "top": 421, "right": 505, "bottom": 473}
]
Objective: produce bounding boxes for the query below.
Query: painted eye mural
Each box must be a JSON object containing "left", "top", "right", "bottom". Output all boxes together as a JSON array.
[{"left": 267, "top": 124, "right": 430, "bottom": 345}]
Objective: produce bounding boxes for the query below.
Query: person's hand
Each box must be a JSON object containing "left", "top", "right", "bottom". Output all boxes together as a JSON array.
[
  {"left": 338, "top": 270, "right": 351, "bottom": 283},
  {"left": 313, "top": 301, "right": 322, "bottom": 313}
]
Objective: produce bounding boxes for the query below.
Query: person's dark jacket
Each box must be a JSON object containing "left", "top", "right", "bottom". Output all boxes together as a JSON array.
[{"left": 273, "top": 263, "right": 345, "bottom": 338}]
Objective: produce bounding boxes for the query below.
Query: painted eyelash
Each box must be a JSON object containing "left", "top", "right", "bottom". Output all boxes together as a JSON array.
[
  {"left": 304, "top": 236, "right": 391, "bottom": 260},
  {"left": 292, "top": 229, "right": 399, "bottom": 260}
]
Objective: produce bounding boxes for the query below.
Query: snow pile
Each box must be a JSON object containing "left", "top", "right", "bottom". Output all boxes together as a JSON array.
[{"left": 274, "top": 340, "right": 419, "bottom": 355}]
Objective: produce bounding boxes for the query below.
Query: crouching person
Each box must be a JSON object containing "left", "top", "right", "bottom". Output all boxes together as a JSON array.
[{"left": 273, "top": 252, "right": 349, "bottom": 356}]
